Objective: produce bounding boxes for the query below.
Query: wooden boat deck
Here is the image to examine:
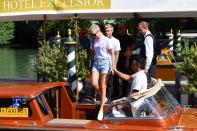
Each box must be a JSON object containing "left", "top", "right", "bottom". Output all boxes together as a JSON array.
[{"left": 46, "top": 119, "right": 92, "bottom": 127}]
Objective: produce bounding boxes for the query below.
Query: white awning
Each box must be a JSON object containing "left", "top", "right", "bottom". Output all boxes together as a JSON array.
[{"left": 0, "top": 0, "right": 197, "bottom": 21}]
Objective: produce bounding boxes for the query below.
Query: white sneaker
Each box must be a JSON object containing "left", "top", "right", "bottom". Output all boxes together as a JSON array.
[
  {"left": 105, "top": 98, "right": 109, "bottom": 104},
  {"left": 97, "top": 111, "right": 103, "bottom": 121},
  {"left": 93, "top": 98, "right": 97, "bottom": 102},
  {"left": 94, "top": 98, "right": 108, "bottom": 104}
]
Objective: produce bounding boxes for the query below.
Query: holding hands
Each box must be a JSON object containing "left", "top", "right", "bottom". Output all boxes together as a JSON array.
[{"left": 112, "top": 66, "right": 118, "bottom": 74}]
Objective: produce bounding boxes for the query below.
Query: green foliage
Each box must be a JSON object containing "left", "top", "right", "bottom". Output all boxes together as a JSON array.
[
  {"left": 103, "top": 19, "right": 117, "bottom": 25},
  {"left": 175, "top": 40, "right": 197, "bottom": 93},
  {"left": 47, "top": 20, "right": 70, "bottom": 37},
  {"left": 35, "top": 41, "right": 67, "bottom": 82},
  {"left": 68, "top": 15, "right": 90, "bottom": 79},
  {"left": 68, "top": 15, "right": 81, "bottom": 38},
  {"left": 0, "top": 22, "right": 15, "bottom": 45},
  {"left": 39, "top": 16, "right": 90, "bottom": 81},
  {"left": 77, "top": 49, "right": 90, "bottom": 79}
]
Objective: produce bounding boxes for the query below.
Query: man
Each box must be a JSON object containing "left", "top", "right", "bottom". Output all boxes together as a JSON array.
[
  {"left": 129, "top": 21, "right": 157, "bottom": 83},
  {"left": 113, "top": 57, "right": 147, "bottom": 117},
  {"left": 79, "top": 28, "right": 90, "bottom": 50},
  {"left": 116, "top": 22, "right": 133, "bottom": 98},
  {"left": 105, "top": 24, "right": 121, "bottom": 101}
]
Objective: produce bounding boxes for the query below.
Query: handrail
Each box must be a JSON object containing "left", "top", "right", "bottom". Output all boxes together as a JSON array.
[{"left": 111, "top": 79, "right": 164, "bottom": 105}]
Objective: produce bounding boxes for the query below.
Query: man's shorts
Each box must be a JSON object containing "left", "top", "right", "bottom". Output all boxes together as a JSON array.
[{"left": 92, "top": 58, "right": 111, "bottom": 74}]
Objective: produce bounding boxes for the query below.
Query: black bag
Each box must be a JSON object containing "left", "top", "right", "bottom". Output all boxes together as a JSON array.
[{"left": 89, "top": 37, "right": 95, "bottom": 70}]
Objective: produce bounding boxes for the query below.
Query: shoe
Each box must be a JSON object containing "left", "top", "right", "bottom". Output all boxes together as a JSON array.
[
  {"left": 94, "top": 98, "right": 108, "bottom": 104},
  {"left": 97, "top": 111, "right": 103, "bottom": 121},
  {"left": 105, "top": 98, "right": 109, "bottom": 104},
  {"left": 93, "top": 98, "right": 101, "bottom": 104},
  {"left": 93, "top": 98, "right": 97, "bottom": 102}
]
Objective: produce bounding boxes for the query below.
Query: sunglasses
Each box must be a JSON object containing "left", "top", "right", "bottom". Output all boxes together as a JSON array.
[
  {"left": 92, "top": 34, "right": 96, "bottom": 37},
  {"left": 92, "top": 31, "right": 99, "bottom": 36}
]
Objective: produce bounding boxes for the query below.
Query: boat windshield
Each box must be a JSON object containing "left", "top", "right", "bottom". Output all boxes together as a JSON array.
[{"left": 104, "top": 87, "right": 179, "bottom": 119}]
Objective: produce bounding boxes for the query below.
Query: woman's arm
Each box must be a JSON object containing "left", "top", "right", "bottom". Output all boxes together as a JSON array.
[{"left": 109, "top": 49, "right": 115, "bottom": 69}]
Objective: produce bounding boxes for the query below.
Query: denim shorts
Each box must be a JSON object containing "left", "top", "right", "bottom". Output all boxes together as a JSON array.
[{"left": 92, "top": 58, "right": 111, "bottom": 74}]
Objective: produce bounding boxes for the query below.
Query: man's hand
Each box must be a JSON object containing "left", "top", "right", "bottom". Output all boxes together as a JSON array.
[
  {"left": 144, "top": 69, "right": 148, "bottom": 74},
  {"left": 111, "top": 70, "right": 114, "bottom": 75}
]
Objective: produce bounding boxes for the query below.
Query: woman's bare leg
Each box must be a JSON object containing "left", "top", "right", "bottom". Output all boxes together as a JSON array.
[
  {"left": 99, "top": 74, "right": 108, "bottom": 112},
  {"left": 91, "top": 71, "right": 100, "bottom": 92}
]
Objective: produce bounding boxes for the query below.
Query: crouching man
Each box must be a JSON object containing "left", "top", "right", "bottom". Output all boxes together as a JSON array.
[{"left": 113, "top": 57, "right": 147, "bottom": 117}]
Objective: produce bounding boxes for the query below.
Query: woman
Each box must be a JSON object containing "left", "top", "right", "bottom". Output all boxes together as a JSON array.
[{"left": 90, "top": 24, "right": 115, "bottom": 121}]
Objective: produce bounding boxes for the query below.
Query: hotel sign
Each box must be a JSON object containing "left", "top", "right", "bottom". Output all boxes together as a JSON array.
[{"left": 0, "top": 0, "right": 111, "bottom": 13}]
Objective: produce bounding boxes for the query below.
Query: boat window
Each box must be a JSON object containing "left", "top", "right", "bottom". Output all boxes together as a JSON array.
[
  {"left": 44, "top": 87, "right": 61, "bottom": 118},
  {"left": 105, "top": 98, "right": 157, "bottom": 118},
  {"left": 153, "top": 89, "right": 171, "bottom": 115},
  {"left": 0, "top": 98, "right": 32, "bottom": 118},
  {"left": 64, "top": 85, "right": 76, "bottom": 102},
  {"left": 162, "top": 87, "right": 180, "bottom": 111},
  {"left": 104, "top": 89, "right": 172, "bottom": 119},
  {"left": 36, "top": 95, "right": 49, "bottom": 116},
  {"left": 105, "top": 101, "right": 132, "bottom": 118}
]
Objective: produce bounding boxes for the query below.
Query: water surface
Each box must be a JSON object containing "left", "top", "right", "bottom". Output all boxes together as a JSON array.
[{"left": 0, "top": 48, "right": 37, "bottom": 80}]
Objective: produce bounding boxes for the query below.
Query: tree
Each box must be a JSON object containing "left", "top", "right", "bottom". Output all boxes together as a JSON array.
[
  {"left": 35, "top": 41, "right": 67, "bottom": 82},
  {"left": 0, "top": 22, "right": 15, "bottom": 45},
  {"left": 175, "top": 40, "right": 197, "bottom": 93},
  {"left": 68, "top": 15, "right": 90, "bottom": 79},
  {"left": 46, "top": 20, "right": 70, "bottom": 37},
  {"left": 77, "top": 49, "right": 90, "bottom": 79}
]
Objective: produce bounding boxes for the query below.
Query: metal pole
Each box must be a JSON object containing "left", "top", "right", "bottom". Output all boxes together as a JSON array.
[
  {"left": 175, "top": 30, "right": 182, "bottom": 103},
  {"left": 74, "top": 14, "right": 79, "bottom": 101},
  {"left": 176, "top": 30, "right": 182, "bottom": 56},
  {"left": 43, "top": 15, "right": 47, "bottom": 43}
]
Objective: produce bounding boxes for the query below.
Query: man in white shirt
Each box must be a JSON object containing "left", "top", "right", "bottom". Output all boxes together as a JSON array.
[
  {"left": 113, "top": 57, "right": 147, "bottom": 117},
  {"left": 105, "top": 24, "right": 121, "bottom": 101},
  {"left": 127, "top": 21, "right": 157, "bottom": 83}
]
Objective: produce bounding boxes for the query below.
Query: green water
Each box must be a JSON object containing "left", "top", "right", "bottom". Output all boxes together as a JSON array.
[{"left": 0, "top": 48, "right": 37, "bottom": 80}]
